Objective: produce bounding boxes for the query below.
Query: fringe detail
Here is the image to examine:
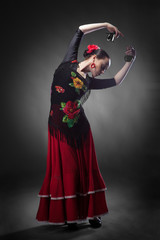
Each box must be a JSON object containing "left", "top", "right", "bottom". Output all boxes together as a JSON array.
[{"left": 48, "top": 123, "right": 90, "bottom": 149}]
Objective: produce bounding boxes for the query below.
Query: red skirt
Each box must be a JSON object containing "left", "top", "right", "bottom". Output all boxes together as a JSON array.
[{"left": 36, "top": 124, "right": 108, "bottom": 225}]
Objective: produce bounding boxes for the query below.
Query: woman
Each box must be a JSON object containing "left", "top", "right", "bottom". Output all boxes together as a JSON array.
[{"left": 36, "top": 22, "right": 136, "bottom": 230}]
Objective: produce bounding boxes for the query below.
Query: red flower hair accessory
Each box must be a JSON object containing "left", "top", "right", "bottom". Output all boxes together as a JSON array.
[{"left": 87, "top": 44, "right": 100, "bottom": 54}]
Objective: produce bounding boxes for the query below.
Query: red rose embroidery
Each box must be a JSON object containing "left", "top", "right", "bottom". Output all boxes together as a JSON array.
[
  {"left": 55, "top": 85, "right": 65, "bottom": 93},
  {"left": 60, "top": 100, "right": 81, "bottom": 128},
  {"left": 63, "top": 101, "right": 80, "bottom": 119},
  {"left": 87, "top": 44, "right": 100, "bottom": 53}
]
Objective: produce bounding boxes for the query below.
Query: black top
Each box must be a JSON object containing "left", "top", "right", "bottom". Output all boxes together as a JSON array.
[
  {"left": 62, "top": 28, "right": 116, "bottom": 90},
  {"left": 48, "top": 28, "right": 116, "bottom": 148}
]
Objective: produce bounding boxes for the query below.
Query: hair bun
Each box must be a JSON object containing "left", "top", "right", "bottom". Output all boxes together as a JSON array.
[
  {"left": 83, "top": 50, "right": 89, "bottom": 58},
  {"left": 83, "top": 45, "right": 110, "bottom": 60}
]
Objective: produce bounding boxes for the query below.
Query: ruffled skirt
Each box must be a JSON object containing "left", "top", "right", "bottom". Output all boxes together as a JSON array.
[{"left": 36, "top": 124, "right": 108, "bottom": 225}]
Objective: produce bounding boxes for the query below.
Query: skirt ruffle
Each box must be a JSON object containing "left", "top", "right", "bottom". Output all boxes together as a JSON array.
[{"left": 36, "top": 124, "right": 109, "bottom": 224}]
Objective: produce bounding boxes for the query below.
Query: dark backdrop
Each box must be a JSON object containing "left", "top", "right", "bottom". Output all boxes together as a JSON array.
[{"left": 1, "top": 0, "right": 160, "bottom": 237}]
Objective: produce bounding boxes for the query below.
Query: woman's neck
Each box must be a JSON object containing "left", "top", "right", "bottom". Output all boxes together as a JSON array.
[
  {"left": 77, "top": 59, "right": 92, "bottom": 79},
  {"left": 78, "top": 59, "right": 90, "bottom": 73}
]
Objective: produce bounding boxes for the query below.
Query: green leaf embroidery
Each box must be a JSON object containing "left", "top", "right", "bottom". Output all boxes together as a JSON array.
[
  {"left": 82, "top": 85, "right": 87, "bottom": 92},
  {"left": 74, "top": 115, "right": 80, "bottom": 123},
  {"left": 69, "top": 83, "right": 74, "bottom": 87},
  {"left": 76, "top": 100, "right": 81, "bottom": 108},
  {"left": 61, "top": 102, "right": 66, "bottom": 108},
  {"left": 67, "top": 119, "right": 75, "bottom": 128},
  {"left": 62, "top": 115, "right": 69, "bottom": 122},
  {"left": 75, "top": 88, "right": 80, "bottom": 95},
  {"left": 71, "top": 72, "right": 76, "bottom": 77}
]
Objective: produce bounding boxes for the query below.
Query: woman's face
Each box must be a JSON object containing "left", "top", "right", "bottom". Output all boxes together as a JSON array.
[{"left": 90, "top": 56, "right": 111, "bottom": 78}]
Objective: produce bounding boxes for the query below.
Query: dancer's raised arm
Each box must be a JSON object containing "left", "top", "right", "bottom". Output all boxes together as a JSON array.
[
  {"left": 79, "top": 22, "right": 124, "bottom": 38},
  {"left": 114, "top": 46, "right": 136, "bottom": 85}
]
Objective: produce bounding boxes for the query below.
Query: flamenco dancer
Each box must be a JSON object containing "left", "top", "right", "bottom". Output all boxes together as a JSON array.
[{"left": 36, "top": 22, "right": 136, "bottom": 230}]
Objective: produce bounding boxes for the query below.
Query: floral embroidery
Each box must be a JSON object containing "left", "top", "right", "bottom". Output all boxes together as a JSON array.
[
  {"left": 55, "top": 85, "right": 65, "bottom": 93},
  {"left": 73, "top": 78, "right": 84, "bottom": 89},
  {"left": 69, "top": 72, "right": 87, "bottom": 95},
  {"left": 60, "top": 100, "right": 81, "bottom": 128},
  {"left": 71, "top": 60, "right": 78, "bottom": 63}
]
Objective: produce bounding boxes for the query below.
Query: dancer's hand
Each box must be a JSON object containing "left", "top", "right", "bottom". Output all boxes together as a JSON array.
[
  {"left": 106, "top": 23, "right": 124, "bottom": 38},
  {"left": 125, "top": 46, "right": 136, "bottom": 61}
]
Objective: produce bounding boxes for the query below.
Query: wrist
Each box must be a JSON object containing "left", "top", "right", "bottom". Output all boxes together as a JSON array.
[
  {"left": 124, "top": 55, "right": 134, "bottom": 62},
  {"left": 105, "top": 22, "right": 110, "bottom": 28}
]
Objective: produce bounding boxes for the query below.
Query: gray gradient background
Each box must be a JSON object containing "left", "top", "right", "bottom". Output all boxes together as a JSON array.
[{"left": 1, "top": 0, "right": 160, "bottom": 239}]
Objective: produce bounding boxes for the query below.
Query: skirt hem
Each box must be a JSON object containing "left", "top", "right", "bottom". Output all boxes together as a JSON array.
[
  {"left": 38, "top": 187, "right": 107, "bottom": 200},
  {"left": 35, "top": 210, "right": 109, "bottom": 225}
]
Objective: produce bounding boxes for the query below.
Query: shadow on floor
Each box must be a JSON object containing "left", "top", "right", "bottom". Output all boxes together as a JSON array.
[
  {"left": 0, "top": 223, "right": 96, "bottom": 240},
  {"left": 1, "top": 217, "right": 157, "bottom": 240}
]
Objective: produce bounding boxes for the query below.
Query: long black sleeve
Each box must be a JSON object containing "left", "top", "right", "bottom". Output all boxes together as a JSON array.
[
  {"left": 62, "top": 28, "right": 84, "bottom": 63},
  {"left": 88, "top": 77, "right": 117, "bottom": 89}
]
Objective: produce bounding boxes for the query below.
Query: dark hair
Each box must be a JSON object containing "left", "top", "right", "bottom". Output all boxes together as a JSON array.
[{"left": 83, "top": 48, "right": 110, "bottom": 60}]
